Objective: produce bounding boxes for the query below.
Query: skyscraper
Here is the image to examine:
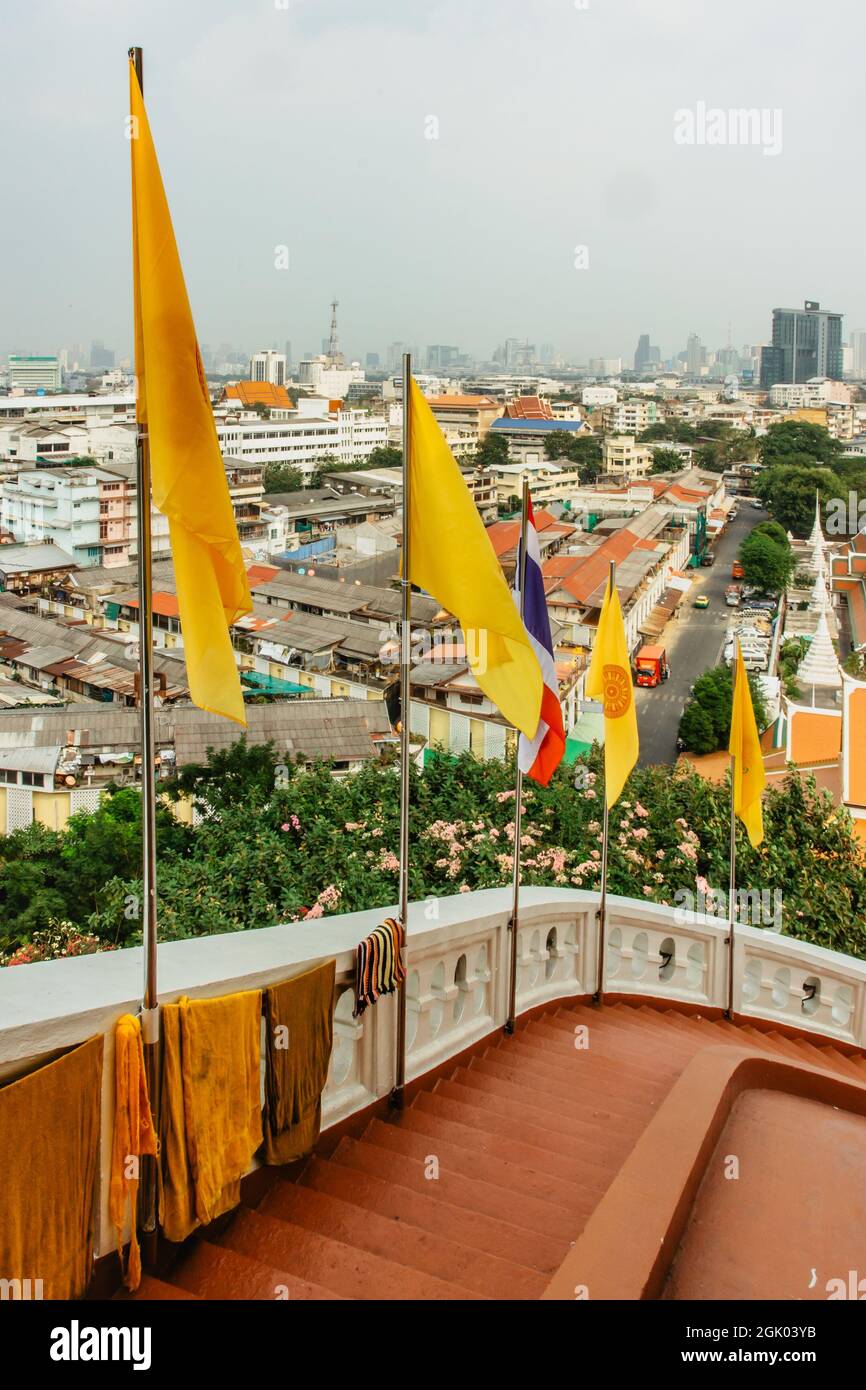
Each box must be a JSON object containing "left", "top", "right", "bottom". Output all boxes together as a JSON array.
[
  {"left": 685, "top": 332, "right": 705, "bottom": 376},
  {"left": 760, "top": 301, "right": 844, "bottom": 386},
  {"left": 634, "top": 334, "right": 659, "bottom": 372},
  {"left": 249, "top": 350, "right": 287, "bottom": 386}
]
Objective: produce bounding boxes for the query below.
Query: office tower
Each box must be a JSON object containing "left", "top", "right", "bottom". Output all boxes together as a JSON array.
[
  {"left": 634, "top": 334, "right": 653, "bottom": 372},
  {"left": 90, "top": 340, "right": 115, "bottom": 371},
  {"left": 284, "top": 341, "right": 293, "bottom": 371},
  {"left": 761, "top": 301, "right": 844, "bottom": 386},
  {"left": 365, "top": 352, "right": 381, "bottom": 371},
  {"left": 685, "top": 332, "right": 705, "bottom": 375},
  {"left": 426, "top": 345, "right": 459, "bottom": 371},
  {"left": 249, "top": 350, "right": 287, "bottom": 386},
  {"left": 849, "top": 331, "right": 866, "bottom": 379},
  {"left": 9, "top": 355, "right": 63, "bottom": 391}
]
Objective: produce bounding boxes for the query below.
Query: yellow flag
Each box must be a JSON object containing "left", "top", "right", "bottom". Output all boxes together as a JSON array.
[
  {"left": 129, "top": 61, "right": 251, "bottom": 724},
  {"left": 406, "top": 380, "right": 542, "bottom": 736},
  {"left": 585, "top": 578, "right": 638, "bottom": 807},
  {"left": 729, "top": 639, "right": 765, "bottom": 847}
]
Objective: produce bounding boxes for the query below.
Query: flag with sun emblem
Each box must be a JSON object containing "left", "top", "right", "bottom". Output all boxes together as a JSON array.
[{"left": 585, "top": 576, "right": 639, "bottom": 807}]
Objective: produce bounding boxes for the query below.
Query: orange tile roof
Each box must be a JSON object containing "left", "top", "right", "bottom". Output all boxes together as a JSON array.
[
  {"left": 788, "top": 708, "right": 842, "bottom": 765},
  {"left": 246, "top": 563, "right": 280, "bottom": 586},
  {"left": 123, "top": 591, "right": 179, "bottom": 619},
  {"left": 503, "top": 395, "right": 554, "bottom": 420},
  {"left": 223, "top": 381, "right": 293, "bottom": 410}
]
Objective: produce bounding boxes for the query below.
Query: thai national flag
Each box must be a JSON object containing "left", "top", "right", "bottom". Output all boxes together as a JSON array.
[{"left": 513, "top": 498, "right": 566, "bottom": 785}]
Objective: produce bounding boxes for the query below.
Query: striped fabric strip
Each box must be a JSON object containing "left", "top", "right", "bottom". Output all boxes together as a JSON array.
[{"left": 353, "top": 917, "right": 406, "bottom": 1016}]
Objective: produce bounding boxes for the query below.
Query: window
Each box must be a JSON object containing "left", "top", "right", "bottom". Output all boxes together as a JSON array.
[{"left": 21, "top": 771, "right": 45, "bottom": 787}]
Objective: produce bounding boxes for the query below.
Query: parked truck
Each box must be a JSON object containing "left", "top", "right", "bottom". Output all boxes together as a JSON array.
[
  {"left": 634, "top": 644, "right": 670, "bottom": 688},
  {"left": 725, "top": 584, "right": 742, "bottom": 607}
]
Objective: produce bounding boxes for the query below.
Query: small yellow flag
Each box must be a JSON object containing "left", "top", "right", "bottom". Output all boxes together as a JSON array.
[
  {"left": 129, "top": 61, "right": 251, "bottom": 724},
  {"left": 729, "top": 639, "right": 765, "bottom": 847},
  {"left": 406, "top": 380, "right": 542, "bottom": 737},
  {"left": 585, "top": 577, "right": 639, "bottom": 808}
]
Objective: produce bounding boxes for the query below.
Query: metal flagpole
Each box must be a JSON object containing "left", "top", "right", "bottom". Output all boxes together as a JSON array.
[
  {"left": 129, "top": 44, "right": 160, "bottom": 1246},
  {"left": 594, "top": 559, "right": 616, "bottom": 1002},
  {"left": 726, "top": 751, "right": 737, "bottom": 1018},
  {"left": 505, "top": 478, "right": 531, "bottom": 1035},
  {"left": 391, "top": 351, "right": 412, "bottom": 1108}
]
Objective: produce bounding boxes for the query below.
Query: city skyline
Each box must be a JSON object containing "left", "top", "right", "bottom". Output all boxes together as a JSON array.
[{"left": 1, "top": 0, "right": 865, "bottom": 364}]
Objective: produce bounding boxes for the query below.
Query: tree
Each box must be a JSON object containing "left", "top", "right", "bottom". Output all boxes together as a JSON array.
[
  {"left": 752, "top": 519, "right": 790, "bottom": 549},
  {"left": 678, "top": 664, "right": 768, "bottom": 753},
  {"left": 543, "top": 431, "right": 603, "bottom": 480},
  {"left": 755, "top": 465, "right": 843, "bottom": 537},
  {"left": 759, "top": 419, "right": 843, "bottom": 469},
  {"left": 474, "top": 433, "right": 510, "bottom": 470},
  {"left": 738, "top": 529, "right": 795, "bottom": 593},
  {"left": 648, "top": 448, "right": 684, "bottom": 475},
  {"left": 364, "top": 445, "right": 402, "bottom": 470},
  {"left": 263, "top": 462, "right": 304, "bottom": 494}
]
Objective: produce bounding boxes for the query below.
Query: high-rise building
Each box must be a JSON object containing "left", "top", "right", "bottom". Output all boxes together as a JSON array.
[
  {"left": 685, "top": 332, "right": 705, "bottom": 376},
  {"left": 426, "top": 345, "right": 459, "bottom": 371},
  {"left": 849, "top": 331, "right": 866, "bottom": 379},
  {"left": 249, "top": 350, "right": 287, "bottom": 386},
  {"left": 284, "top": 341, "right": 293, "bottom": 371},
  {"left": 633, "top": 334, "right": 660, "bottom": 373},
  {"left": 365, "top": 352, "right": 381, "bottom": 372},
  {"left": 760, "top": 301, "right": 844, "bottom": 387},
  {"left": 90, "top": 341, "right": 115, "bottom": 372}
]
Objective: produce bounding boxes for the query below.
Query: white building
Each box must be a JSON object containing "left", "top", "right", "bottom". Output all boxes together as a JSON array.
[
  {"left": 297, "top": 356, "right": 365, "bottom": 399},
  {"left": 8, "top": 356, "right": 62, "bottom": 392},
  {"left": 602, "top": 436, "right": 653, "bottom": 479},
  {"left": 215, "top": 407, "right": 387, "bottom": 477},
  {"left": 249, "top": 351, "right": 287, "bottom": 386},
  {"left": 581, "top": 387, "right": 618, "bottom": 407},
  {"left": 769, "top": 378, "right": 852, "bottom": 408},
  {"left": 600, "top": 400, "right": 659, "bottom": 434}
]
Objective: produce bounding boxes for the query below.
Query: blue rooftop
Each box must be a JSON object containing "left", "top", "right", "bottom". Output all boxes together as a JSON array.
[{"left": 490, "top": 418, "right": 584, "bottom": 432}]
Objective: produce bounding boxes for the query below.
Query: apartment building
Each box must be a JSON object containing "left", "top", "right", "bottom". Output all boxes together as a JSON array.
[
  {"left": 600, "top": 399, "right": 659, "bottom": 434},
  {"left": 601, "top": 436, "right": 654, "bottom": 479},
  {"left": 426, "top": 395, "right": 502, "bottom": 452},
  {"left": 215, "top": 406, "right": 387, "bottom": 476}
]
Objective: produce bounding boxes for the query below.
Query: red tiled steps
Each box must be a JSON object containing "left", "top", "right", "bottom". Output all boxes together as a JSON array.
[{"left": 121, "top": 999, "right": 865, "bottom": 1300}]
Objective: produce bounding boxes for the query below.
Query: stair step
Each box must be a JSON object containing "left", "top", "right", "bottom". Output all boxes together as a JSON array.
[
  {"left": 329, "top": 1133, "right": 585, "bottom": 1243},
  {"left": 491, "top": 1034, "right": 673, "bottom": 1089},
  {"left": 299, "top": 1153, "right": 563, "bottom": 1272},
  {"left": 114, "top": 1274, "right": 202, "bottom": 1301},
  {"left": 468, "top": 1055, "right": 654, "bottom": 1120},
  {"left": 432, "top": 1076, "right": 643, "bottom": 1152},
  {"left": 216, "top": 1204, "right": 484, "bottom": 1300},
  {"left": 259, "top": 1178, "right": 545, "bottom": 1299},
  {"left": 169, "top": 1237, "right": 343, "bottom": 1301}
]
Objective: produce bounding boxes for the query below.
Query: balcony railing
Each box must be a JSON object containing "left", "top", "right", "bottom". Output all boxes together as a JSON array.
[{"left": 1, "top": 886, "right": 864, "bottom": 1264}]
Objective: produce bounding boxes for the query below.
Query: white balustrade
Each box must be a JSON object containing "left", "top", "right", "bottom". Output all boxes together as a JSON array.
[{"left": 2, "top": 885, "right": 866, "bottom": 1262}]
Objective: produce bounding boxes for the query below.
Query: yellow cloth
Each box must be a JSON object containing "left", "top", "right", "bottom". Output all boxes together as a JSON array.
[
  {"left": 406, "top": 378, "right": 542, "bottom": 737},
  {"left": 109, "top": 1013, "right": 157, "bottom": 1291},
  {"left": 263, "top": 961, "right": 336, "bottom": 1165},
  {"left": 158, "top": 991, "right": 262, "bottom": 1242},
  {"left": 129, "top": 60, "right": 251, "bottom": 725},
  {"left": 585, "top": 577, "right": 639, "bottom": 807},
  {"left": 729, "top": 639, "right": 766, "bottom": 847},
  {"left": 0, "top": 1035, "right": 103, "bottom": 1300}
]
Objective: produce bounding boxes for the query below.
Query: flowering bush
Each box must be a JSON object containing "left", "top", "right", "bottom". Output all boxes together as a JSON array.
[
  {"left": 4, "top": 740, "right": 866, "bottom": 963},
  {"left": 0, "top": 918, "right": 112, "bottom": 967}
]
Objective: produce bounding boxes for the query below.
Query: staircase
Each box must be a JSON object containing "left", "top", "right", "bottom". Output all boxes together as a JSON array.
[{"left": 121, "top": 1001, "right": 866, "bottom": 1301}]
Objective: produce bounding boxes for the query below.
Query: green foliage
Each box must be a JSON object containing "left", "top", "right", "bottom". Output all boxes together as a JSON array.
[
  {"left": 542, "top": 431, "right": 603, "bottom": 479},
  {"left": 263, "top": 462, "right": 305, "bottom": 493},
  {"left": 755, "top": 464, "right": 843, "bottom": 538},
  {"left": 5, "top": 738, "right": 866, "bottom": 964},
  {"left": 364, "top": 445, "right": 402, "bottom": 470},
  {"left": 678, "top": 664, "right": 768, "bottom": 754},
  {"left": 648, "top": 447, "right": 685, "bottom": 475},
  {"left": 474, "top": 433, "right": 510, "bottom": 469},
  {"left": 758, "top": 420, "right": 843, "bottom": 469},
  {"left": 738, "top": 529, "right": 795, "bottom": 593}
]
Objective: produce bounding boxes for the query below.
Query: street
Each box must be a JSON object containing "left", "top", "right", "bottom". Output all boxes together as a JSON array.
[{"left": 635, "top": 504, "right": 766, "bottom": 765}]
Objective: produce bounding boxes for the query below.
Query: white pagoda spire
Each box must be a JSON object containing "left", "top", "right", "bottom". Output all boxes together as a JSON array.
[
  {"left": 809, "top": 546, "right": 831, "bottom": 613},
  {"left": 797, "top": 610, "right": 842, "bottom": 695},
  {"left": 808, "top": 489, "right": 826, "bottom": 571}
]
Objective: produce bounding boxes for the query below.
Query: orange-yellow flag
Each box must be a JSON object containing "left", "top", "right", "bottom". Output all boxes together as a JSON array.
[
  {"left": 129, "top": 60, "right": 250, "bottom": 724},
  {"left": 729, "top": 639, "right": 765, "bottom": 847},
  {"left": 584, "top": 577, "right": 639, "bottom": 807}
]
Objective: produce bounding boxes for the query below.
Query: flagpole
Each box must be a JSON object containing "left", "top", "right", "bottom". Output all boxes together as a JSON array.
[
  {"left": 594, "top": 559, "right": 616, "bottom": 1001},
  {"left": 129, "top": 43, "right": 160, "bottom": 1245},
  {"left": 391, "top": 351, "right": 412, "bottom": 1108},
  {"left": 726, "top": 751, "right": 736, "bottom": 1018},
  {"left": 505, "top": 478, "right": 531, "bottom": 1034}
]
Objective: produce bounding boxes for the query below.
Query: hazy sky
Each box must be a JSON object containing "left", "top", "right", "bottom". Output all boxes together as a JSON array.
[{"left": 2, "top": 0, "right": 864, "bottom": 366}]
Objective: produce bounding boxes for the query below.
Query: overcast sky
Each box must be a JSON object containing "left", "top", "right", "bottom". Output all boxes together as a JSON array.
[{"left": 2, "top": 0, "right": 864, "bottom": 367}]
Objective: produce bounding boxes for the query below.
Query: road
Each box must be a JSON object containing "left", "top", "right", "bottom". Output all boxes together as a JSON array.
[{"left": 635, "top": 503, "right": 766, "bottom": 766}]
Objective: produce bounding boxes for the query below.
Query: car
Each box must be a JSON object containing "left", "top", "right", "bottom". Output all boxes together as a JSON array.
[
  {"left": 693, "top": 595, "right": 710, "bottom": 609},
  {"left": 751, "top": 498, "right": 763, "bottom": 509}
]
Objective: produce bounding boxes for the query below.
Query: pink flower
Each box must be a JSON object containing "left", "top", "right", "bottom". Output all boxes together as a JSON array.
[
  {"left": 459, "top": 883, "right": 471, "bottom": 893},
  {"left": 643, "top": 885, "right": 653, "bottom": 896},
  {"left": 635, "top": 802, "right": 649, "bottom": 818},
  {"left": 303, "top": 902, "right": 324, "bottom": 919}
]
